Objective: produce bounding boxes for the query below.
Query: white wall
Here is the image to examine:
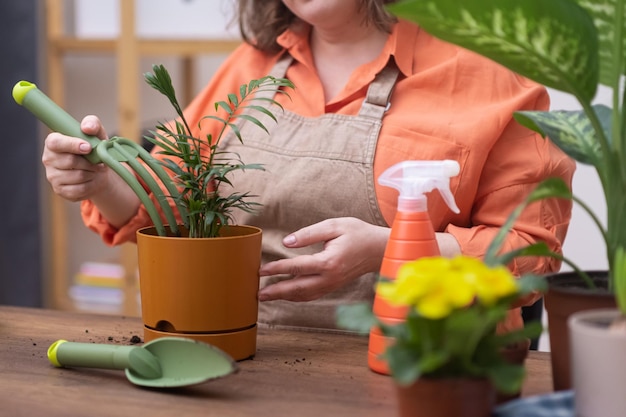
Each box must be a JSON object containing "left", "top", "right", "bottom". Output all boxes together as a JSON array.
[{"left": 74, "top": 0, "right": 239, "bottom": 39}]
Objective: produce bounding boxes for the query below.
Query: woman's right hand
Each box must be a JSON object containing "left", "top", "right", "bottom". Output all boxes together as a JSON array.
[
  {"left": 42, "top": 115, "right": 112, "bottom": 202},
  {"left": 42, "top": 115, "right": 142, "bottom": 228}
]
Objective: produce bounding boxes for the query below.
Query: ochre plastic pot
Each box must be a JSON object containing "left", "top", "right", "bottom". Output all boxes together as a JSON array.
[{"left": 136, "top": 225, "right": 262, "bottom": 360}]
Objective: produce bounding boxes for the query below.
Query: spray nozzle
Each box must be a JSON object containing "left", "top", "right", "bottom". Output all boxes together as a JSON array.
[{"left": 379, "top": 160, "right": 460, "bottom": 213}]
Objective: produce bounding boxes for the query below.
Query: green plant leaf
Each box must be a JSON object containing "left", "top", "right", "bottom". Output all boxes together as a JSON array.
[
  {"left": 215, "top": 100, "right": 235, "bottom": 116},
  {"left": 236, "top": 114, "right": 272, "bottom": 134},
  {"left": 335, "top": 303, "right": 376, "bottom": 334},
  {"left": 244, "top": 105, "right": 280, "bottom": 123},
  {"left": 575, "top": 0, "right": 626, "bottom": 86},
  {"left": 484, "top": 178, "right": 572, "bottom": 266},
  {"left": 486, "top": 362, "right": 525, "bottom": 394},
  {"left": 526, "top": 177, "right": 573, "bottom": 202},
  {"left": 445, "top": 308, "right": 488, "bottom": 355},
  {"left": 227, "top": 93, "right": 238, "bottom": 107},
  {"left": 614, "top": 246, "right": 626, "bottom": 311},
  {"left": 514, "top": 105, "right": 612, "bottom": 167},
  {"left": 144, "top": 68, "right": 293, "bottom": 238},
  {"left": 385, "top": 344, "right": 426, "bottom": 385},
  {"left": 494, "top": 242, "right": 559, "bottom": 267},
  {"left": 389, "top": 0, "right": 599, "bottom": 101},
  {"left": 408, "top": 350, "right": 449, "bottom": 376},
  {"left": 497, "top": 320, "right": 544, "bottom": 345}
]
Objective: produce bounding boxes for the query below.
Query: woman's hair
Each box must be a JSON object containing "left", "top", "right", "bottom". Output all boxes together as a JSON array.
[{"left": 237, "top": 0, "right": 398, "bottom": 54}]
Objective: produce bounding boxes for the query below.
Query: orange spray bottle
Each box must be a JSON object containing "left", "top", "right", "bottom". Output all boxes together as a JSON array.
[{"left": 368, "top": 160, "right": 461, "bottom": 375}]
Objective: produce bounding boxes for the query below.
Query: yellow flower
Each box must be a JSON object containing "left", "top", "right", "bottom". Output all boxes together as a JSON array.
[
  {"left": 376, "top": 255, "right": 519, "bottom": 319},
  {"left": 378, "top": 256, "right": 475, "bottom": 319},
  {"left": 473, "top": 265, "right": 519, "bottom": 306}
]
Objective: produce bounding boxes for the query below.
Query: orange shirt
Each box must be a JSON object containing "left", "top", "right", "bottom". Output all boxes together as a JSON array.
[{"left": 83, "top": 19, "right": 575, "bottom": 288}]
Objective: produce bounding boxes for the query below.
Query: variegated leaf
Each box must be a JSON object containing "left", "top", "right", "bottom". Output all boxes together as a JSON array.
[
  {"left": 513, "top": 105, "right": 612, "bottom": 166},
  {"left": 389, "top": 0, "right": 599, "bottom": 101},
  {"left": 575, "top": 0, "right": 626, "bottom": 86}
]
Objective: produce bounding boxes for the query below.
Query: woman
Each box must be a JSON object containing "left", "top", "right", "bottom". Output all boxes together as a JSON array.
[{"left": 43, "top": 0, "right": 575, "bottom": 331}]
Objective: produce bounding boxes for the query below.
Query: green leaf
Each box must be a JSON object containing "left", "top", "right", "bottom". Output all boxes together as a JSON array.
[
  {"left": 144, "top": 66, "right": 293, "bottom": 237},
  {"left": 484, "top": 178, "right": 572, "bottom": 265},
  {"left": 525, "top": 177, "right": 574, "bottom": 202},
  {"left": 486, "top": 362, "right": 525, "bottom": 394},
  {"left": 227, "top": 93, "right": 238, "bottom": 107},
  {"left": 614, "top": 246, "right": 626, "bottom": 312},
  {"left": 412, "top": 350, "right": 450, "bottom": 375},
  {"left": 445, "top": 309, "right": 487, "bottom": 354},
  {"left": 215, "top": 100, "right": 234, "bottom": 115},
  {"left": 237, "top": 114, "right": 271, "bottom": 134},
  {"left": 335, "top": 303, "right": 376, "bottom": 334},
  {"left": 506, "top": 320, "right": 544, "bottom": 342},
  {"left": 575, "top": 0, "right": 626, "bottom": 86},
  {"left": 244, "top": 105, "right": 279, "bottom": 122},
  {"left": 389, "top": 0, "right": 599, "bottom": 101},
  {"left": 385, "top": 344, "right": 423, "bottom": 385},
  {"left": 514, "top": 105, "right": 612, "bottom": 167},
  {"left": 144, "top": 64, "right": 185, "bottom": 120}
]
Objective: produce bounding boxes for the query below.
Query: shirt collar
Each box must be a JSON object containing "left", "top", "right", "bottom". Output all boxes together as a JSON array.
[
  {"left": 276, "top": 18, "right": 418, "bottom": 79},
  {"left": 387, "top": 19, "right": 419, "bottom": 78}
]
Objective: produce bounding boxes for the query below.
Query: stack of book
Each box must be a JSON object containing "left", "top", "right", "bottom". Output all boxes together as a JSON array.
[{"left": 69, "top": 262, "right": 125, "bottom": 314}]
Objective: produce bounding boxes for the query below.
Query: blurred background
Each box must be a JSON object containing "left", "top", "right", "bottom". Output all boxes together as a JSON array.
[{"left": 0, "top": 0, "right": 609, "bottom": 352}]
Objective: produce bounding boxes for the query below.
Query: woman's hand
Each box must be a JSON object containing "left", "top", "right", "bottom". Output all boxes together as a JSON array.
[
  {"left": 258, "top": 217, "right": 390, "bottom": 302},
  {"left": 42, "top": 115, "right": 141, "bottom": 228},
  {"left": 258, "top": 217, "right": 463, "bottom": 302},
  {"left": 42, "top": 115, "right": 112, "bottom": 201}
]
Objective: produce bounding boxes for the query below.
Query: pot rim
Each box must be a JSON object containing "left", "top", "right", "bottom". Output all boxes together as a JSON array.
[
  {"left": 568, "top": 308, "right": 626, "bottom": 339},
  {"left": 136, "top": 224, "right": 262, "bottom": 240},
  {"left": 546, "top": 270, "right": 612, "bottom": 296}
]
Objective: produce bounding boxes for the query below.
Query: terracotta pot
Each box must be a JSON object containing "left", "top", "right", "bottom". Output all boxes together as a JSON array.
[
  {"left": 395, "top": 377, "right": 495, "bottom": 417},
  {"left": 136, "top": 225, "right": 262, "bottom": 361},
  {"left": 495, "top": 338, "right": 531, "bottom": 404},
  {"left": 569, "top": 309, "right": 626, "bottom": 417},
  {"left": 543, "top": 271, "right": 615, "bottom": 390}
]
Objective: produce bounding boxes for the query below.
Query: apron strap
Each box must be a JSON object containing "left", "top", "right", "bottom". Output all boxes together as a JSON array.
[
  {"left": 253, "top": 53, "right": 294, "bottom": 101},
  {"left": 269, "top": 53, "right": 293, "bottom": 79},
  {"left": 359, "top": 59, "right": 400, "bottom": 120},
  {"left": 260, "top": 52, "right": 399, "bottom": 121}
]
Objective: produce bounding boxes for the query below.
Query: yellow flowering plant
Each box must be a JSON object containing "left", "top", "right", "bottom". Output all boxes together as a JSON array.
[
  {"left": 337, "top": 168, "right": 569, "bottom": 392},
  {"left": 337, "top": 255, "right": 546, "bottom": 394}
]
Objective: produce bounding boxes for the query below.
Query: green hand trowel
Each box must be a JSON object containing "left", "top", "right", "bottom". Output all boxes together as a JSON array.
[{"left": 48, "top": 337, "right": 237, "bottom": 388}]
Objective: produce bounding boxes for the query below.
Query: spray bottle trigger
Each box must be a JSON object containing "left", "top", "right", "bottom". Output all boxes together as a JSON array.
[{"left": 439, "top": 185, "right": 460, "bottom": 214}]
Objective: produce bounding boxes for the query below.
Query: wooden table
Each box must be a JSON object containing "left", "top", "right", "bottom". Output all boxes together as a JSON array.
[{"left": 0, "top": 306, "right": 552, "bottom": 417}]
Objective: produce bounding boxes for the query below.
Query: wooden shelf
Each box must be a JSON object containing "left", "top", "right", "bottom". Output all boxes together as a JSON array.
[
  {"left": 43, "top": 0, "right": 238, "bottom": 315},
  {"left": 48, "top": 37, "right": 240, "bottom": 55}
]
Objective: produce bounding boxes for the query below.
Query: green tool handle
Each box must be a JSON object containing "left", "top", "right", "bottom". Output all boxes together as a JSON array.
[
  {"left": 13, "top": 81, "right": 102, "bottom": 164},
  {"left": 13, "top": 80, "right": 184, "bottom": 237},
  {"left": 48, "top": 340, "right": 162, "bottom": 379}
]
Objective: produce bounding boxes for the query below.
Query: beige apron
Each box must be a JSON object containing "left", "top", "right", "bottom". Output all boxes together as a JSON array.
[{"left": 221, "top": 54, "right": 399, "bottom": 330}]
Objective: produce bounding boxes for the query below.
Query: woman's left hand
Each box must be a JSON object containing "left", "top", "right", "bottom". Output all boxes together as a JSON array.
[{"left": 258, "top": 217, "right": 390, "bottom": 302}]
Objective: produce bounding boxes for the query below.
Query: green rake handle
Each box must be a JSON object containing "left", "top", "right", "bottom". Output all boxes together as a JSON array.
[{"left": 12, "top": 81, "right": 186, "bottom": 236}]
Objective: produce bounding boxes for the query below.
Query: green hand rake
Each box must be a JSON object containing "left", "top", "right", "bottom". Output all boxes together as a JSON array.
[{"left": 13, "top": 81, "right": 187, "bottom": 237}]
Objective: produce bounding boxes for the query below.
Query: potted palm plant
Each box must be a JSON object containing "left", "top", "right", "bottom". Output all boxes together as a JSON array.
[
  {"left": 337, "top": 176, "right": 565, "bottom": 415},
  {"left": 135, "top": 65, "right": 293, "bottom": 361},
  {"left": 13, "top": 64, "right": 293, "bottom": 361},
  {"left": 387, "top": 0, "right": 626, "bottom": 413}
]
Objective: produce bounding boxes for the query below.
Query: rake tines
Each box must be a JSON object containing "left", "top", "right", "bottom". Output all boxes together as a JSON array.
[{"left": 13, "top": 80, "right": 187, "bottom": 237}]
